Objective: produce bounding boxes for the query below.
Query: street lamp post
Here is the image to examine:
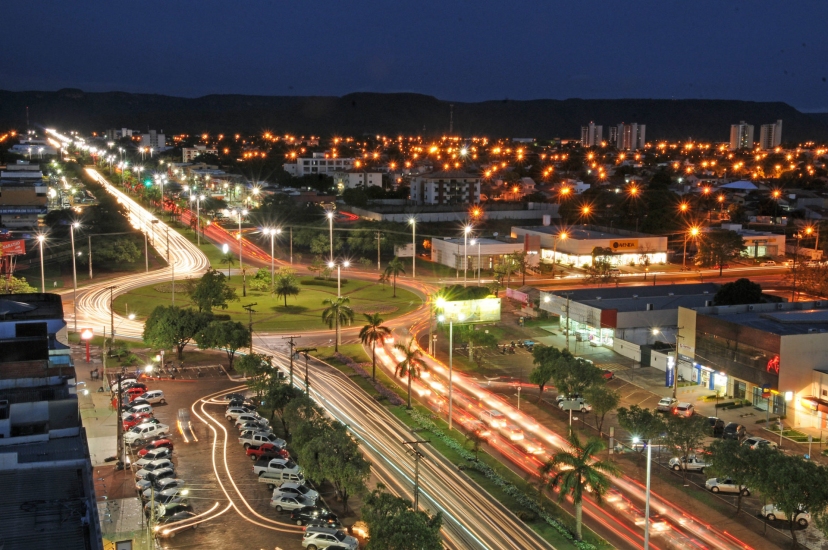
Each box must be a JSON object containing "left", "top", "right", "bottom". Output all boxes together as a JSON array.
[
  {"left": 470, "top": 239, "right": 482, "bottom": 285},
  {"left": 264, "top": 228, "right": 280, "bottom": 294},
  {"left": 233, "top": 209, "right": 248, "bottom": 296},
  {"left": 683, "top": 226, "right": 700, "bottom": 269},
  {"left": 37, "top": 235, "right": 45, "bottom": 293},
  {"left": 438, "top": 311, "right": 465, "bottom": 431},
  {"left": 191, "top": 194, "right": 205, "bottom": 246},
  {"left": 632, "top": 436, "right": 653, "bottom": 549},
  {"left": 328, "top": 261, "right": 350, "bottom": 297},
  {"left": 551, "top": 231, "right": 568, "bottom": 278},
  {"left": 409, "top": 217, "right": 416, "bottom": 278},
  {"left": 70, "top": 223, "right": 79, "bottom": 332},
  {"left": 463, "top": 225, "right": 472, "bottom": 287},
  {"left": 327, "top": 210, "right": 335, "bottom": 263}
]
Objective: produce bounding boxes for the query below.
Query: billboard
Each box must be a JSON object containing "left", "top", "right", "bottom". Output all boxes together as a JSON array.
[
  {"left": 440, "top": 298, "right": 501, "bottom": 323},
  {"left": 0, "top": 240, "right": 26, "bottom": 256}
]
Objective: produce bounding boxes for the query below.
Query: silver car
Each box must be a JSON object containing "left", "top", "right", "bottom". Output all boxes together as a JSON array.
[
  {"left": 705, "top": 477, "right": 750, "bottom": 496},
  {"left": 668, "top": 456, "right": 708, "bottom": 472},
  {"left": 656, "top": 397, "right": 678, "bottom": 412},
  {"left": 761, "top": 504, "right": 810, "bottom": 526}
]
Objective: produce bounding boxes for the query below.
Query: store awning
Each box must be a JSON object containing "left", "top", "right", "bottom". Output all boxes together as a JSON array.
[{"left": 801, "top": 396, "right": 828, "bottom": 414}]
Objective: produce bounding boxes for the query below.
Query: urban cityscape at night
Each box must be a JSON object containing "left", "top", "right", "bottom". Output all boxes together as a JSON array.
[{"left": 1, "top": 2, "right": 828, "bottom": 550}]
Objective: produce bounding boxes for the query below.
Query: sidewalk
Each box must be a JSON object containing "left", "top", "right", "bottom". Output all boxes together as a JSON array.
[{"left": 73, "top": 343, "right": 119, "bottom": 467}]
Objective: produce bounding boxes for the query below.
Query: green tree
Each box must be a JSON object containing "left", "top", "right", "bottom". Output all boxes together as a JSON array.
[
  {"left": 540, "top": 429, "right": 620, "bottom": 541},
  {"left": 187, "top": 269, "right": 238, "bottom": 312},
  {"left": 584, "top": 384, "right": 620, "bottom": 435},
  {"left": 94, "top": 238, "right": 142, "bottom": 263},
  {"left": 195, "top": 320, "right": 251, "bottom": 369},
  {"left": 616, "top": 405, "right": 665, "bottom": 452},
  {"left": 465, "top": 429, "right": 486, "bottom": 461},
  {"left": 0, "top": 275, "right": 37, "bottom": 294},
  {"left": 263, "top": 381, "right": 303, "bottom": 437},
  {"left": 455, "top": 324, "right": 498, "bottom": 362},
  {"left": 235, "top": 353, "right": 273, "bottom": 399},
  {"left": 221, "top": 251, "right": 235, "bottom": 277},
  {"left": 362, "top": 485, "right": 443, "bottom": 550},
  {"left": 697, "top": 230, "right": 746, "bottom": 275},
  {"left": 394, "top": 338, "right": 425, "bottom": 409},
  {"left": 321, "top": 296, "right": 354, "bottom": 351},
  {"left": 248, "top": 267, "right": 271, "bottom": 292},
  {"left": 713, "top": 278, "right": 763, "bottom": 305},
  {"left": 529, "top": 345, "right": 573, "bottom": 400},
  {"left": 662, "top": 414, "right": 710, "bottom": 485},
  {"left": 384, "top": 257, "right": 406, "bottom": 297},
  {"left": 707, "top": 439, "right": 761, "bottom": 514},
  {"left": 359, "top": 313, "right": 391, "bottom": 380},
  {"left": 283, "top": 395, "right": 329, "bottom": 447},
  {"left": 549, "top": 356, "right": 604, "bottom": 400},
  {"left": 274, "top": 267, "right": 300, "bottom": 306},
  {"left": 142, "top": 306, "right": 211, "bottom": 359}
]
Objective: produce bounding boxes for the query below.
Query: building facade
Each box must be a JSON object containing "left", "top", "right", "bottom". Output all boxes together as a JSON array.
[
  {"left": 759, "top": 119, "right": 783, "bottom": 150},
  {"left": 182, "top": 145, "right": 218, "bottom": 162},
  {"left": 430, "top": 236, "right": 534, "bottom": 271},
  {"left": 729, "top": 121, "right": 755, "bottom": 150},
  {"left": 283, "top": 152, "right": 355, "bottom": 177},
  {"left": 332, "top": 170, "right": 383, "bottom": 190},
  {"left": 410, "top": 170, "right": 481, "bottom": 206},
  {"left": 580, "top": 122, "right": 603, "bottom": 147},
  {"left": 616, "top": 123, "right": 646, "bottom": 150},
  {"left": 140, "top": 129, "right": 165, "bottom": 150},
  {"left": 0, "top": 162, "right": 48, "bottom": 228}
]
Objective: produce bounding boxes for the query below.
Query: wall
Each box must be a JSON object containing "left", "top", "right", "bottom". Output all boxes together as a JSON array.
[
  {"left": 616, "top": 309, "right": 678, "bottom": 330},
  {"left": 780, "top": 333, "right": 828, "bottom": 428},
  {"left": 650, "top": 349, "right": 672, "bottom": 372},
  {"left": 613, "top": 338, "right": 641, "bottom": 361}
]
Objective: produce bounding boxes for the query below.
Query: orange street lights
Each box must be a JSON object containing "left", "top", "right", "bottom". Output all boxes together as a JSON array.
[
  {"left": 679, "top": 202, "right": 690, "bottom": 214},
  {"left": 683, "top": 226, "right": 701, "bottom": 269},
  {"left": 772, "top": 189, "right": 782, "bottom": 224},
  {"left": 552, "top": 231, "right": 568, "bottom": 277}
]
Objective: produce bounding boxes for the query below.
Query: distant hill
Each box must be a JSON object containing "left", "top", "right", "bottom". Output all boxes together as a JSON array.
[{"left": 1, "top": 89, "right": 827, "bottom": 143}]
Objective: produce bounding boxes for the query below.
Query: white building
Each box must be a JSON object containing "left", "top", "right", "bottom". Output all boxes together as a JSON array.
[
  {"left": 759, "top": 120, "right": 783, "bottom": 150},
  {"left": 182, "top": 145, "right": 218, "bottom": 162},
  {"left": 283, "top": 152, "right": 355, "bottom": 177},
  {"left": 431, "top": 237, "right": 529, "bottom": 271},
  {"left": 717, "top": 223, "right": 786, "bottom": 258},
  {"left": 580, "top": 122, "right": 603, "bottom": 147},
  {"left": 332, "top": 170, "right": 383, "bottom": 190},
  {"left": 615, "top": 123, "right": 645, "bottom": 150},
  {"left": 141, "top": 129, "right": 165, "bottom": 150},
  {"left": 410, "top": 170, "right": 481, "bottom": 206},
  {"left": 729, "top": 121, "right": 755, "bottom": 150}
]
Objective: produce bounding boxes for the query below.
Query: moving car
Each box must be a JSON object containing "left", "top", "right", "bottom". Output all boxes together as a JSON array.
[
  {"left": 760, "top": 504, "right": 810, "bottom": 526},
  {"left": 154, "top": 509, "right": 199, "bottom": 538},
  {"left": 760, "top": 260, "right": 776, "bottom": 267},
  {"left": 290, "top": 506, "right": 339, "bottom": 527},
  {"left": 722, "top": 422, "right": 746, "bottom": 441},
  {"left": 742, "top": 437, "right": 778, "bottom": 450},
  {"left": 501, "top": 424, "right": 524, "bottom": 441},
  {"left": 656, "top": 397, "right": 678, "bottom": 412},
  {"left": 668, "top": 456, "right": 709, "bottom": 472},
  {"left": 480, "top": 409, "right": 507, "bottom": 428},
  {"left": 674, "top": 402, "right": 694, "bottom": 417},
  {"left": 302, "top": 526, "right": 359, "bottom": 550},
  {"left": 705, "top": 477, "right": 750, "bottom": 495}
]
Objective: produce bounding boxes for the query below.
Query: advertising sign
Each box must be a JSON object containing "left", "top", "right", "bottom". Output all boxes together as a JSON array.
[
  {"left": 0, "top": 239, "right": 26, "bottom": 256},
  {"left": 610, "top": 239, "right": 639, "bottom": 251},
  {"left": 440, "top": 298, "right": 501, "bottom": 323}
]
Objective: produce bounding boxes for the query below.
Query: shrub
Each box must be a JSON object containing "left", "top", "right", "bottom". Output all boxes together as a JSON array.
[{"left": 300, "top": 279, "right": 338, "bottom": 288}]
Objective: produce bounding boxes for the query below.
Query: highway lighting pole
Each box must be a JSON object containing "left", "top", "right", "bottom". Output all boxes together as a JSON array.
[
  {"left": 633, "top": 436, "right": 653, "bottom": 549},
  {"left": 242, "top": 303, "right": 257, "bottom": 355},
  {"left": 235, "top": 209, "right": 248, "bottom": 297},
  {"left": 471, "top": 239, "right": 482, "bottom": 285},
  {"left": 37, "top": 235, "right": 45, "bottom": 293},
  {"left": 167, "top": 227, "right": 174, "bottom": 305},
  {"left": 70, "top": 223, "right": 79, "bottom": 332},
  {"left": 409, "top": 217, "right": 416, "bottom": 278},
  {"left": 327, "top": 210, "right": 334, "bottom": 263},
  {"left": 328, "top": 261, "right": 350, "bottom": 298},
  {"left": 144, "top": 230, "right": 148, "bottom": 273},
  {"left": 463, "top": 225, "right": 471, "bottom": 286},
  {"left": 88, "top": 235, "right": 93, "bottom": 279}
]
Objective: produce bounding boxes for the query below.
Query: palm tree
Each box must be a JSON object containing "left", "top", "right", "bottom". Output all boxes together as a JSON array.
[
  {"left": 274, "top": 271, "right": 300, "bottom": 306},
  {"left": 384, "top": 257, "right": 406, "bottom": 297},
  {"left": 221, "top": 252, "right": 235, "bottom": 277},
  {"left": 394, "top": 338, "right": 425, "bottom": 409},
  {"left": 358, "top": 313, "right": 391, "bottom": 381},
  {"left": 539, "top": 429, "right": 621, "bottom": 541},
  {"left": 321, "top": 296, "right": 354, "bottom": 352}
]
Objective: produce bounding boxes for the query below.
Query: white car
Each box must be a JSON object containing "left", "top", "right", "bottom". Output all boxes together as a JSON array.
[
  {"left": 302, "top": 526, "right": 359, "bottom": 550},
  {"left": 668, "top": 456, "right": 708, "bottom": 472},
  {"left": 760, "top": 260, "right": 776, "bottom": 267},
  {"left": 270, "top": 494, "right": 314, "bottom": 512},
  {"left": 135, "top": 459, "right": 175, "bottom": 480},
  {"left": 705, "top": 477, "right": 750, "bottom": 496},
  {"left": 135, "top": 447, "right": 173, "bottom": 466},
  {"left": 674, "top": 402, "right": 695, "bottom": 417},
  {"left": 142, "top": 390, "right": 167, "bottom": 405},
  {"left": 558, "top": 398, "right": 592, "bottom": 412},
  {"left": 273, "top": 482, "right": 319, "bottom": 503},
  {"left": 656, "top": 397, "right": 678, "bottom": 412},
  {"left": 124, "top": 423, "right": 169, "bottom": 445},
  {"left": 142, "top": 478, "right": 185, "bottom": 501},
  {"left": 225, "top": 407, "right": 251, "bottom": 420},
  {"left": 761, "top": 504, "right": 811, "bottom": 526},
  {"left": 235, "top": 414, "right": 268, "bottom": 428},
  {"left": 742, "top": 437, "right": 778, "bottom": 450},
  {"left": 238, "top": 421, "right": 273, "bottom": 434}
]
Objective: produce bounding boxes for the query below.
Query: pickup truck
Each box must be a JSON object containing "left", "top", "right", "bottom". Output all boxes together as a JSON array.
[
  {"left": 258, "top": 470, "right": 305, "bottom": 490},
  {"left": 239, "top": 430, "right": 286, "bottom": 449},
  {"left": 246, "top": 443, "right": 290, "bottom": 461},
  {"left": 253, "top": 457, "right": 301, "bottom": 477}
]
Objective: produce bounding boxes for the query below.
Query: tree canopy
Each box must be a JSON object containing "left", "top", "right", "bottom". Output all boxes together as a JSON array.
[
  {"left": 187, "top": 269, "right": 238, "bottom": 312},
  {"left": 697, "top": 230, "right": 746, "bottom": 274},
  {"left": 713, "top": 278, "right": 763, "bottom": 305},
  {"left": 195, "top": 320, "right": 250, "bottom": 369},
  {"left": 143, "top": 306, "right": 212, "bottom": 359},
  {"left": 362, "top": 485, "right": 443, "bottom": 550}
]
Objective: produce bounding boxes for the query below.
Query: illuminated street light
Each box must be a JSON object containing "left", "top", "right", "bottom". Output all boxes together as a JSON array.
[
  {"left": 463, "top": 225, "right": 472, "bottom": 287},
  {"left": 70, "top": 222, "right": 80, "bottom": 332},
  {"left": 37, "top": 235, "right": 46, "bottom": 293},
  {"left": 327, "top": 260, "right": 351, "bottom": 297},
  {"left": 409, "top": 217, "right": 417, "bottom": 278},
  {"left": 683, "top": 226, "right": 701, "bottom": 269},
  {"left": 326, "top": 210, "right": 335, "bottom": 263}
]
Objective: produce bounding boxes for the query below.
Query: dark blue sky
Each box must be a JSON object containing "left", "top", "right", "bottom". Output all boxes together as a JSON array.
[{"left": 4, "top": 0, "right": 828, "bottom": 111}]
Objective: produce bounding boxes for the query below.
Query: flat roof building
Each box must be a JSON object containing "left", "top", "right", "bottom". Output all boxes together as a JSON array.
[
  {"left": 430, "top": 236, "right": 535, "bottom": 272},
  {"left": 717, "top": 223, "right": 786, "bottom": 258}
]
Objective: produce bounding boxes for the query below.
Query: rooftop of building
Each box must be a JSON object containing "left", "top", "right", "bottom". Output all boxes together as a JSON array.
[
  {"left": 545, "top": 283, "right": 720, "bottom": 311},
  {"left": 694, "top": 301, "right": 828, "bottom": 335},
  {"left": 0, "top": 294, "right": 64, "bottom": 321},
  {"left": 437, "top": 237, "right": 517, "bottom": 246},
  {"left": 717, "top": 223, "right": 784, "bottom": 237},
  {"left": 416, "top": 170, "right": 479, "bottom": 179},
  {"left": 514, "top": 224, "right": 657, "bottom": 239}
]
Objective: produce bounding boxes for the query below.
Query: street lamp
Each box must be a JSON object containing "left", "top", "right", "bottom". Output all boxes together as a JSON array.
[
  {"left": 70, "top": 222, "right": 80, "bottom": 332},
  {"left": 37, "top": 234, "right": 46, "bottom": 293},
  {"left": 552, "top": 231, "right": 568, "bottom": 277},
  {"left": 263, "top": 228, "right": 281, "bottom": 294},
  {"left": 190, "top": 194, "right": 205, "bottom": 246},
  {"left": 326, "top": 210, "right": 335, "bottom": 263},
  {"left": 463, "top": 225, "right": 472, "bottom": 287},
  {"left": 80, "top": 328, "right": 94, "bottom": 363},
  {"left": 409, "top": 217, "right": 416, "bottom": 279},
  {"left": 438, "top": 311, "right": 465, "bottom": 431},
  {"left": 328, "top": 260, "right": 350, "bottom": 297},
  {"left": 232, "top": 209, "right": 248, "bottom": 296},
  {"left": 470, "top": 239, "right": 481, "bottom": 285},
  {"left": 633, "top": 435, "right": 653, "bottom": 550},
  {"left": 683, "top": 226, "right": 700, "bottom": 269}
]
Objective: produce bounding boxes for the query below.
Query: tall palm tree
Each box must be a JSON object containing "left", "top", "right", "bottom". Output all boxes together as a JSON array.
[
  {"left": 358, "top": 313, "right": 391, "bottom": 381},
  {"left": 274, "top": 272, "right": 300, "bottom": 306},
  {"left": 384, "top": 257, "right": 406, "bottom": 297},
  {"left": 221, "top": 252, "right": 235, "bottom": 277},
  {"left": 394, "top": 338, "right": 425, "bottom": 409},
  {"left": 321, "top": 296, "right": 354, "bottom": 352},
  {"left": 539, "top": 429, "right": 620, "bottom": 541}
]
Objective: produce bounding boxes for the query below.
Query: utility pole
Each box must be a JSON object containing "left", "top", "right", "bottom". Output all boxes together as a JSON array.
[
  {"left": 297, "top": 347, "right": 317, "bottom": 396},
  {"left": 242, "top": 303, "right": 257, "bottom": 355},
  {"left": 88, "top": 235, "right": 93, "bottom": 279},
  {"left": 282, "top": 335, "right": 301, "bottom": 386},
  {"left": 565, "top": 293, "right": 571, "bottom": 352},
  {"left": 116, "top": 373, "right": 124, "bottom": 469},
  {"left": 108, "top": 286, "right": 116, "bottom": 353},
  {"left": 403, "top": 439, "right": 429, "bottom": 510}
]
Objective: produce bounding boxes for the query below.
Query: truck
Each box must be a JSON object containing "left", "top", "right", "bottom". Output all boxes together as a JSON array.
[
  {"left": 257, "top": 470, "right": 305, "bottom": 490},
  {"left": 253, "top": 457, "right": 301, "bottom": 476},
  {"left": 246, "top": 443, "right": 290, "bottom": 461},
  {"left": 239, "top": 430, "right": 286, "bottom": 449}
]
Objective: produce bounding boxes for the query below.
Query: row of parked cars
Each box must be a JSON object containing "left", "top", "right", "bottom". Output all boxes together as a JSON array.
[{"left": 223, "top": 393, "right": 359, "bottom": 550}]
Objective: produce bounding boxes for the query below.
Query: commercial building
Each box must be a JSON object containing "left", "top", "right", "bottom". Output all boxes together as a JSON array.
[
  {"left": 0, "top": 161, "right": 48, "bottom": 228},
  {"left": 580, "top": 122, "right": 603, "bottom": 147},
  {"left": 615, "top": 123, "right": 646, "bottom": 150},
  {"left": 410, "top": 170, "right": 481, "bottom": 206},
  {"left": 0, "top": 293, "right": 102, "bottom": 550},
  {"left": 430, "top": 236, "right": 535, "bottom": 271},
  {"left": 678, "top": 301, "right": 828, "bottom": 430},
  {"left": 140, "top": 129, "right": 165, "bottom": 150},
  {"left": 539, "top": 283, "right": 719, "bottom": 348},
  {"left": 729, "top": 121, "right": 755, "bottom": 150},
  {"left": 716, "top": 223, "right": 786, "bottom": 258},
  {"left": 282, "top": 152, "right": 355, "bottom": 177},
  {"left": 332, "top": 170, "right": 382, "bottom": 190},
  {"left": 182, "top": 145, "right": 218, "bottom": 162},
  {"left": 510, "top": 225, "right": 668, "bottom": 267},
  {"left": 759, "top": 119, "right": 783, "bottom": 150}
]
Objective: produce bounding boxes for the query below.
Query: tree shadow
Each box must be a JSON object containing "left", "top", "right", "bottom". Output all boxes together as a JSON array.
[{"left": 273, "top": 305, "right": 308, "bottom": 314}]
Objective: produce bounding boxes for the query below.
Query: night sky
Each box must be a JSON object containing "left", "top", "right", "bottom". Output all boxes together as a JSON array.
[{"left": 4, "top": 0, "right": 827, "bottom": 111}]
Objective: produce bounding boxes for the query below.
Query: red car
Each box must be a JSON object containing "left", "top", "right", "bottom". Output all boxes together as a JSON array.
[
  {"left": 713, "top": 264, "right": 730, "bottom": 270},
  {"left": 246, "top": 443, "right": 289, "bottom": 461},
  {"left": 123, "top": 412, "right": 153, "bottom": 430},
  {"left": 602, "top": 370, "right": 615, "bottom": 380},
  {"left": 137, "top": 438, "right": 174, "bottom": 457}
]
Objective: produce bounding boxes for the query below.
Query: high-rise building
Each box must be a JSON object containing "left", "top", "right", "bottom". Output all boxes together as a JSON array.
[
  {"left": 615, "top": 123, "right": 646, "bottom": 151},
  {"left": 140, "top": 129, "right": 165, "bottom": 150},
  {"left": 729, "top": 121, "right": 755, "bottom": 150},
  {"left": 759, "top": 120, "right": 783, "bottom": 150},
  {"left": 580, "top": 122, "right": 603, "bottom": 147},
  {"left": 608, "top": 126, "right": 618, "bottom": 145}
]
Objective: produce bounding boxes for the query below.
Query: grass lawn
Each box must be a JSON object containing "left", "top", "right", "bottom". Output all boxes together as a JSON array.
[{"left": 112, "top": 275, "right": 422, "bottom": 331}]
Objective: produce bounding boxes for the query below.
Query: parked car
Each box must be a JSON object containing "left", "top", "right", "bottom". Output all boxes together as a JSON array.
[
  {"left": 145, "top": 488, "right": 190, "bottom": 517},
  {"left": 137, "top": 439, "right": 174, "bottom": 457},
  {"left": 240, "top": 430, "right": 285, "bottom": 449},
  {"left": 272, "top": 482, "right": 319, "bottom": 503},
  {"left": 722, "top": 422, "right": 746, "bottom": 441},
  {"left": 290, "top": 506, "right": 339, "bottom": 527},
  {"left": 135, "top": 459, "right": 175, "bottom": 480},
  {"left": 125, "top": 423, "right": 169, "bottom": 445},
  {"left": 656, "top": 397, "right": 679, "bottom": 412},
  {"left": 123, "top": 412, "right": 153, "bottom": 430},
  {"left": 128, "top": 418, "right": 161, "bottom": 433},
  {"left": 234, "top": 413, "right": 269, "bottom": 428},
  {"left": 302, "top": 526, "right": 359, "bottom": 550},
  {"left": 136, "top": 447, "right": 173, "bottom": 466},
  {"left": 254, "top": 457, "right": 301, "bottom": 476},
  {"left": 760, "top": 260, "right": 777, "bottom": 267},
  {"left": 743, "top": 437, "right": 778, "bottom": 450},
  {"left": 247, "top": 443, "right": 290, "bottom": 461},
  {"left": 225, "top": 407, "right": 253, "bottom": 420},
  {"left": 142, "top": 390, "right": 167, "bottom": 405},
  {"left": 154, "top": 509, "right": 199, "bottom": 538},
  {"left": 668, "top": 456, "right": 709, "bottom": 472},
  {"left": 601, "top": 369, "right": 615, "bottom": 380},
  {"left": 760, "top": 504, "right": 811, "bottom": 526},
  {"left": 705, "top": 477, "right": 750, "bottom": 495},
  {"left": 126, "top": 403, "right": 153, "bottom": 416},
  {"left": 142, "top": 478, "right": 185, "bottom": 501},
  {"left": 674, "top": 402, "right": 695, "bottom": 417},
  {"left": 558, "top": 398, "right": 592, "bottom": 412},
  {"left": 122, "top": 381, "right": 147, "bottom": 391},
  {"left": 556, "top": 393, "right": 581, "bottom": 404},
  {"left": 135, "top": 467, "right": 176, "bottom": 492},
  {"left": 713, "top": 263, "right": 730, "bottom": 270},
  {"left": 223, "top": 392, "right": 247, "bottom": 402},
  {"left": 708, "top": 417, "right": 725, "bottom": 437},
  {"left": 271, "top": 494, "right": 315, "bottom": 512},
  {"left": 258, "top": 470, "right": 305, "bottom": 489},
  {"left": 238, "top": 421, "right": 272, "bottom": 434}
]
